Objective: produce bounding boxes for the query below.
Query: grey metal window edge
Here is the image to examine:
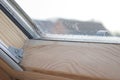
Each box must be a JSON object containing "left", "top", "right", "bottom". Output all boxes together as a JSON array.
[
  {"left": 41, "top": 34, "right": 120, "bottom": 44},
  {"left": 0, "top": 0, "right": 41, "bottom": 39},
  {"left": 0, "top": 40, "right": 23, "bottom": 71}
]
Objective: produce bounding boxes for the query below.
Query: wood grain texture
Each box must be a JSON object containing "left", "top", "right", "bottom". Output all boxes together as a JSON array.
[
  {"left": 21, "top": 40, "right": 120, "bottom": 80},
  {"left": 0, "top": 10, "right": 27, "bottom": 48},
  {"left": 0, "top": 58, "right": 79, "bottom": 80},
  {"left": 0, "top": 67, "right": 11, "bottom": 80}
]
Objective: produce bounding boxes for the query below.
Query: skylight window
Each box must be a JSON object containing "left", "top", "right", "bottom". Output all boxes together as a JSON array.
[{"left": 15, "top": 0, "right": 120, "bottom": 43}]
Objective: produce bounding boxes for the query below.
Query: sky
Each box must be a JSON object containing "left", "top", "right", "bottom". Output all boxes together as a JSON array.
[{"left": 15, "top": 0, "right": 120, "bottom": 33}]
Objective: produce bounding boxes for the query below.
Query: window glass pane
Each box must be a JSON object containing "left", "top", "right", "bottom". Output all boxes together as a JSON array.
[{"left": 15, "top": 0, "right": 120, "bottom": 43}]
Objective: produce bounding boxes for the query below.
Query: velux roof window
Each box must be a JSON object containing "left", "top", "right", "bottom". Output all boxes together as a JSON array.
[{"left": 15, "top": 0, "right": 120, "bottom": 44}]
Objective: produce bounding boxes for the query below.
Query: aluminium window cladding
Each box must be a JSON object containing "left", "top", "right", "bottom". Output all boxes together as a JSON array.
[
  {"left": 0, "top": 0, "right": 41, "bottom": 39},
  {"left": 0, "top": 4, "right": 32, "bottom": 39}
]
